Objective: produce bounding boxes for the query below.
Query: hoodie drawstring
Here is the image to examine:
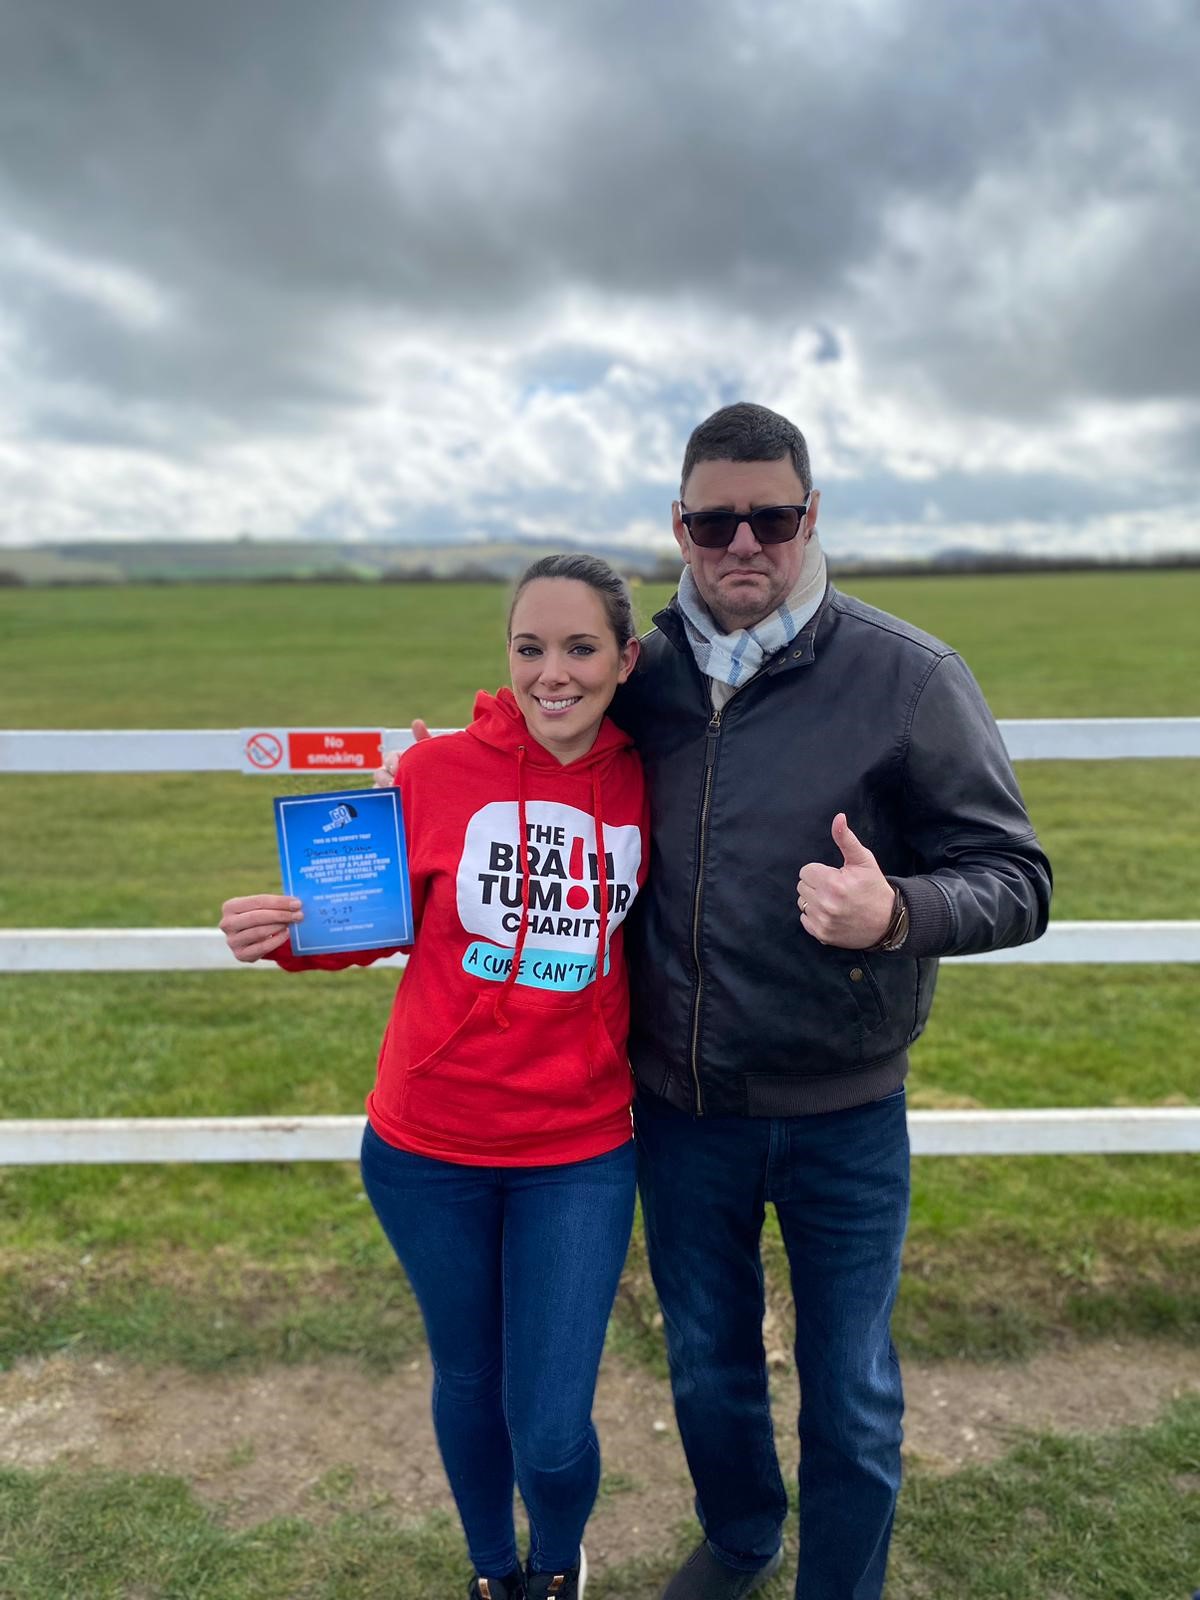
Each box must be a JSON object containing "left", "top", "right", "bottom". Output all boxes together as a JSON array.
[
  {"left": 587, "top": 765, "right": 610, "bottom": 1076},
  {"left": 492, "top": 740, "right": 614, "bottom": 1073},
  {"left": 493, "top": 744, "right": 532, "bottom": 1030}
]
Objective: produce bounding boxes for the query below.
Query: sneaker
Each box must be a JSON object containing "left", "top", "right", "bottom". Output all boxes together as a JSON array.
[
  {"left": 525, "top": 1543, "right": 588, "bottom": 1599},
  {"left": 658, "top": 1539, "right": 783, "bottom": 1599},
  {"left": 469, "top": 1569, "right": 526, "bottom": 1600}
]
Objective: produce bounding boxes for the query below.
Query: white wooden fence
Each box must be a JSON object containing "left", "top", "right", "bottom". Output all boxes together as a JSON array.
[
  {"left": 3, "top": 1108, "right": 1196, "bottom": 1165},
  {"left": 4, "top": 717, "right": 1200, "bottom": 773},
  {"left": 4, "top": 719, "right": 1198, "bottom": 1164}
]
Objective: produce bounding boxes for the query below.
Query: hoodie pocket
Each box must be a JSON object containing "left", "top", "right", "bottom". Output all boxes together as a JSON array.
[
  {"left": 405, "top": 995, "right": 493, "bottom": 1080},
  {"left": 399, "top": 990, "right": 612, "bottom": 1144}
]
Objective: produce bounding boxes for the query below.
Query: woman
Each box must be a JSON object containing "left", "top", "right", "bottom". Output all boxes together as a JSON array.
[{"left": 220, "top": 553, "right": 646, "bottom": 1600}]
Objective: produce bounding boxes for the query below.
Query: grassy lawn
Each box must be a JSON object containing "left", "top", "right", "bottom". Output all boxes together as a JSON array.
[
  {"left": 1, "top": 1398, "right": 1196, "bottom": 1599},
  {"left": 6, "top": 568, "right": 1198, "bottom": 723},
  {"left": 1, "top": 572, "right": 1198, "bottom": 1370},
  {"left": 1, "top": 572, "right": 1197, "bottom": 1597},
  {"left": 1, "top": 958, "right": 1196, "bottom": 1370}
]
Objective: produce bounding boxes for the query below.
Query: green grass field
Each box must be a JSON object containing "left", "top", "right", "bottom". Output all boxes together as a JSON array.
[
  {"left": 2, "top": 1395, "right": 1198, "bottom": 1599},
  {"left": 2, "top": 571, "right": 1198, "bottom": 1598}
]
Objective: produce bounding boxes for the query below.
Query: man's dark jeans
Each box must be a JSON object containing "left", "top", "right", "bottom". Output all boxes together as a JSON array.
[{"left": 634, "top": 1088, "right": 910, "bottom": 1600}]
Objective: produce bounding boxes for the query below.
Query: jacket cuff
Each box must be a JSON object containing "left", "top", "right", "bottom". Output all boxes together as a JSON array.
[{"left": 887, "top": 875, "right": 953, "bottom": 959}]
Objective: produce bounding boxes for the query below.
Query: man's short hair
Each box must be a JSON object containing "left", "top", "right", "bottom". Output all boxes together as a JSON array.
[{"left": 680, "top": 402, "right": 812, "bottom": 496}]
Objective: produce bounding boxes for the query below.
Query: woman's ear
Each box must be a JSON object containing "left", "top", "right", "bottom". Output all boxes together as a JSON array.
[{"left": 617, "top": 635, "right": 641, "bottom": 683}]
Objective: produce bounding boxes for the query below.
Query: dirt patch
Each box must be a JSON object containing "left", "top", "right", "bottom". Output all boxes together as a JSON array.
[
  {"left": 1, "top": 1342, "right": 1196, "bottom": 1565},
  {"left": 0, "top": 1353, "right": 690, "bottom": 1566},
  {"left": 898, "top": 1342, "right": 1199, "bottom": 1470}
]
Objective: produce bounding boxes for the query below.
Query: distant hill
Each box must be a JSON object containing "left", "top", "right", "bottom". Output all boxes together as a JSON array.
[
  {"left": 1, "top": 538, "right": 1197, "bottom": 586},
  {"left": 0, "top": 537, "right": 673, "bottom": 586}
]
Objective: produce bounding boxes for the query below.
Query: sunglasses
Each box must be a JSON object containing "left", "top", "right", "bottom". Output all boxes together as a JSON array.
[{"left": 678, "top": 496, "right": 812, "bottom": 549}]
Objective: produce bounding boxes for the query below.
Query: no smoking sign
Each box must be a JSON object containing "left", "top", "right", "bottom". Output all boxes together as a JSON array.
[
  {"left": 240, "top": 728, "right": 383, "bottom": 776},
  {"left": 243, "top": 731, "right": 284, "bottom": 770}
]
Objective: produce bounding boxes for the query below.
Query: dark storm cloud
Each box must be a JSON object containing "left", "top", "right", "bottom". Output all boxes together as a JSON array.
[{"left": 1, "top": 0, "right": 1197, "bottom": 431}]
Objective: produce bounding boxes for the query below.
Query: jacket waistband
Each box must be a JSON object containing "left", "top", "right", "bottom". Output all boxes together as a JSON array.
[{"left": 638, "top": 1051, "right": 909, "bottom": 1118}]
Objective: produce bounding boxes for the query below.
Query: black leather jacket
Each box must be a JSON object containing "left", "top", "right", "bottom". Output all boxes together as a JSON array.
[{"left": 613, "top": 586, "right": 1052, "bottom": 1117}]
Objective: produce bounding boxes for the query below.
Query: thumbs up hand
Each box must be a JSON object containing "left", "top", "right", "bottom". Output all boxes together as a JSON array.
[{"left": 796, "top": 813, "right": 897, "bottom": 948}]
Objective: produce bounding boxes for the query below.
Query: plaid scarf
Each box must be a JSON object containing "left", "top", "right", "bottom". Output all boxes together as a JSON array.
[{"left": 675, "top": 533, "right": 828, "bottom": 688}]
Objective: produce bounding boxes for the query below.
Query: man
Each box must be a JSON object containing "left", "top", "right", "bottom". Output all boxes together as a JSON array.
[{"left": 612, "top": 403, "right": 1051, "bottom": 1600}]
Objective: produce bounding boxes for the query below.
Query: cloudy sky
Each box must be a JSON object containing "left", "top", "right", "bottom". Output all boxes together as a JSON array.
[{"left": 2, "top": 0, "right": 1198, "bottom": 560}]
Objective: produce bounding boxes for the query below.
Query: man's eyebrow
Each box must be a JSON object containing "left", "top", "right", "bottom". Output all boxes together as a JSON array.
[{"left": 692, "top": 501, "right": 789, "bottom": 511}]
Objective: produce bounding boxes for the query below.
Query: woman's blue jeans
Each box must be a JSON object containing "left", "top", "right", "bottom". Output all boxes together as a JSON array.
[
  {"left": 360, "top": 1123, "right": 636, "bottom": 1577},
  {"left": 634, "top": 1088, "right": 910, "bottom": 1600}
]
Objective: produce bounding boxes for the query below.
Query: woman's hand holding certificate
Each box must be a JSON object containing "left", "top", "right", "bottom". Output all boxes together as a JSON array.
[{"left": 219, "top": 894, "right": 303, "bottom": 962}]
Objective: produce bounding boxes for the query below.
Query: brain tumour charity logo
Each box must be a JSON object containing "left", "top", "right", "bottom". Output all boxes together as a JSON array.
[
  {"left": 321, "top": 803, "right": 358, "bottom": 833},
  {"left": 457, "top": 800, "right": 641, "bottom": 959}
]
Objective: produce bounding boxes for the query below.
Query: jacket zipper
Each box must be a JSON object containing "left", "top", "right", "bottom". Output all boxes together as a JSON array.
[{"left": 687, "top": 707, "right": 723, "bottom": 1113}]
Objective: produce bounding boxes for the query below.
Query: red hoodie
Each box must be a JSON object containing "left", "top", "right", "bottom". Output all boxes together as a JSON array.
[{"left": 269, "top": 688, "right": 649, "bottom": 1166}]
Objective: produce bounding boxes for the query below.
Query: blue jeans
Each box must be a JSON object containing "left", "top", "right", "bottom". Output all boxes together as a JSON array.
[
  {"left": 634, "top": 1089, "right": 909, "bottom": 1600},
  {"left": 360, "top": 1123, "right": 636, "bottom": 1577}
]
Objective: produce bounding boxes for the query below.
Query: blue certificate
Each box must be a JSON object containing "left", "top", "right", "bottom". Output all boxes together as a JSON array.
[{"left": 274, "top": 787, "right": 414, "bottom": 955}]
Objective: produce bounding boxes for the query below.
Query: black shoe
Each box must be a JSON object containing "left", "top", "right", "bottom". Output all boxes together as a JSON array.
[
  {"left": 658, "top": 1540, "right": 783, "bottom": 1600},
  {"left": 469, "top": 1568, "right": 526, "bottom": 1600},
  {"left": 525, "top": 1544, "right": 588, "bottom": 1599}
]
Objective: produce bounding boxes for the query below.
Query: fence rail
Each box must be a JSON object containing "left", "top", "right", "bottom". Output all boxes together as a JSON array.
[
  {"left": 3, "top": 921, "right": 1199, "bottom": 972},
  {"left": 5, "top": 717, "right": 1197, "bottom": 1166},
  {"left": 1, "top": 1108, "right": 1196, "bottom": 1165},
  {"left": 3, "top": 718, "right": 1200, "bottom": 773}
]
